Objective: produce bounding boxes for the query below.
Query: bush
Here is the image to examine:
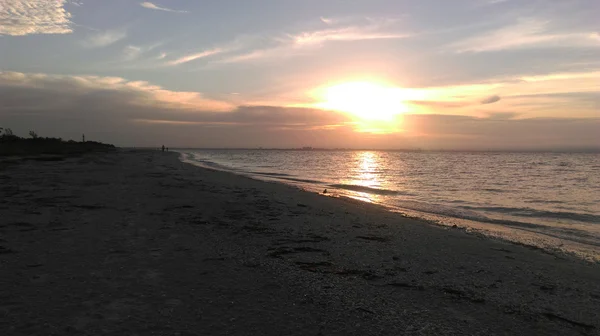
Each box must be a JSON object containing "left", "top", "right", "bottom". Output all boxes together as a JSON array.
[{"left": 0, "top": 129, "right": 115, "bottom": 156}]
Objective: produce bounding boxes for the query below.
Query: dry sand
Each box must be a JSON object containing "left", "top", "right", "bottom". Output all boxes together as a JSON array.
[{"left": 1, "top": 150, "right": 599, "bottom": 335}]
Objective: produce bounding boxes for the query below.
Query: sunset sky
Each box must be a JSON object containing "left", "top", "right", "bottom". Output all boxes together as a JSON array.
[{"left": 1, "top": 0, "right": 599, "bottom": 150}]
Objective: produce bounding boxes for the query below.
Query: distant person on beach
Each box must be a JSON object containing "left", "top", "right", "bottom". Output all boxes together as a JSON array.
[{"left": 161, "top": 145, "right": 165, "bottom": 152}]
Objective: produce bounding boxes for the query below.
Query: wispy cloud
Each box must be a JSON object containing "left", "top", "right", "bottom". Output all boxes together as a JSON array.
[
  {"left": 215, "top": 18, "right": 409, "bottom": 65},
  {"left": 480, "top": 0, "right": 510, "bottom": 6},
  {"left": 424, "top": 70, "right": 600, "bottom": 99},
  {"left": 122, "top": 45, "right": 142, "bottom": 61},
  {"left": 320, "top": 17, "right": 334, "bottom": 25},
  {"left": 450, "top": 18, "right": 599, "bottom": 53},
  {"left": 215, "top": 46, "right": 293, "bottom": 65},
  {"left": 168, "top": 48, "right": 225, "bottom": 66},
  {"left": 290, "top": 26, "right": 409, "bottom": 46},
  {"left": 0, "top": 0, "right": 73, "bottom": 36},
  {"left": 81, "top": 29, "right": 127, "bottom": 48},
  {"left": 407, "top": 70, "right": 600, "bottom": 118},
  {"left": 140, "top": 2, "right": 188, "bottom": 13},
  {"left": 120, "top": 42, "right": 163, "bottom": 62}
]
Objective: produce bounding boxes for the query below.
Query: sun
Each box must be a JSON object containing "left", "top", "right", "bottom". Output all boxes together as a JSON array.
[{"left": 315, "top": 81, "right": 411, "bottom": 122}]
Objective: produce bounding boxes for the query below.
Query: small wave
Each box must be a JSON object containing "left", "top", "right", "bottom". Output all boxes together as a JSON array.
[
  {"left": 329, "top": 184, "right": 409, "bottom": 196},
  {"left": 459, "top": 205, "right": 600, "bottom": 224},
  {"left": 250, "top": 171, "right": 323, "bottom": 184},
  {"left": 481, "top": 188, "right": 506, "bottom": 193},
  {"left": 251, "top": 172, "right": 293, "bottom": 177},
  {"left": 524, "top": 199, "right": 564, "bottom": 205},
  {"left": 390, "top": 201, "right": 600, "bottom": 246},
  {"left": 193, "top": 159, "right": 232, "bottom": 171},
  {"left": 183, "top": 156, "right": 242, "bottom": 174},
  {"left": 279, "top": 176, "right": 324, "bottom": 184}
]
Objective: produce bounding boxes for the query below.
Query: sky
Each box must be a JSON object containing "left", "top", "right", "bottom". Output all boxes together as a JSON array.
[{"left": 0, "top": 0, "right": 599, "bottom": 150}]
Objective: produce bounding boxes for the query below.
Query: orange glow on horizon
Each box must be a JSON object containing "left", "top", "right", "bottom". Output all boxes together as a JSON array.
[{"left": 311, "top": 81, "right": 426, "bottom": 133}]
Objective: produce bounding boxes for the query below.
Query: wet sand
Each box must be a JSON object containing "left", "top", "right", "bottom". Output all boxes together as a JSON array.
[{"left": 1, "top": 150, "right": 599, "bottom": 335}]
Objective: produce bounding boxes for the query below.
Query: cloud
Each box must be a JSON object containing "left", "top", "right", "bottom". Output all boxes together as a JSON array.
[
  {"left": 81, "top": 29, "right": 127, "bottom": 48},
  {"left": 481, "top": 95, "right": 501, "bottom": 104},
  {"left": 405, "top": 95, "right": 500, "bottom": 110},
  {"left": 122, "top": 45, "right": 142, "bottom": 61},
  {"left": 116, "top": 42, "right": 164, "bottom": 63},
  {"left": 140, "top": 2, "right": 187, "bottom": 13},
  {"left": 1, "top": 70, "right": 598, "bottom": 150},
  {"left": 0, "top": 0, "right": 73, "bottom": 36},
  {"left": 450, "top": 18, "right": 599, "bottom": 53},
  {"left": 486, "top": 112, "right": 520, "bottom": 120},
  {"left": 168, "top": 48, "right": 225, "bottom": 66},
  {"left": 0, "top": 71, "right": 234, "bottom": 112},
  {"left": 407, "top": 100, "right": 471, "bottom": 109},
  {"left": 0, "top": 70, "right": 355, "bottom": 146},
  {"left": 290, "top": 26, "right": 409, "bottom": 47},
  {"left": 481, "top": 0, "right": 510, "bottom": 5},
  {"left": 215, "top": 19, "right": 409, "bottom": 65},
  {"left": 411, "top": 70, "right": 600, "bottom": 116},
  {"left": 320, "top": 17, "right": 334, "bottom": 25},
  {"left": 216, "top": 46, "right": 293, "bottom": 65}
]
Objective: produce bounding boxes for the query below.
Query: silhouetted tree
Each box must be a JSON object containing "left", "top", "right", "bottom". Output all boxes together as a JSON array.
[
  {"left": 0, "top": 128, "right": 17, "bottom": 143},
  {"left": 0, "top": 128, "right": 114, "bottom": 155}
]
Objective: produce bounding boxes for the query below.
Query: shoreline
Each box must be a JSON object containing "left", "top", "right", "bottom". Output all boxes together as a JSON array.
[
  {"left": 1, "top": 150, "right": 599, "bottom": 335},
  {"left": 180, "top": 152, "right": 600, "bottom": 264}
]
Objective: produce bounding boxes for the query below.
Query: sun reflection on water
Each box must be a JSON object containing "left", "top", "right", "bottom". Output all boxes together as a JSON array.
[{"left": 341, "top": 151, "right": 384, "bottom": 203}]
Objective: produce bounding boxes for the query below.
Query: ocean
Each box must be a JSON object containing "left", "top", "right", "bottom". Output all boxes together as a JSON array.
[{"left": 179, "top": 150, "right": 600, "bottom": 260}]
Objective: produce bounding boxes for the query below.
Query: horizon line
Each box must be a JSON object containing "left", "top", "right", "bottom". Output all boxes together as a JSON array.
[{"left": 125, "top": 147, "right": 600, "bottom": 153}]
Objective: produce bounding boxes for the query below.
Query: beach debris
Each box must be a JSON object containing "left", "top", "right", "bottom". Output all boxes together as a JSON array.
[
  {"left": 26, "top": 264, "right": 43, "bottom": 268},
  {"left": 273, "top": 234, "right": 330, "bottom": 245},
  {"left": 356, "top": 307, "right": 375, "bottom": 314},
  {"left": 268, "top": 246, "right": 329, "bottom": 258},
  {"left": 386, "top": 282, "right": 426, "bottom": 291},
  {"left": 0, "top": 245, "right": 16, "bottom": 254},
  {"left": 334, "top": 269, "right": 383, "bottom": 280},
  {"left": 295, "top": 261, "right": 334, "bottom": 272},
  {"left": 442, "top": 287, "right": 486, "bottom": 303},
  {"left": 491, "top": 247, "right": 513, "bottom": 253},
  {"left": 542, "top": 312, "right": 596, "bottom": 331}
]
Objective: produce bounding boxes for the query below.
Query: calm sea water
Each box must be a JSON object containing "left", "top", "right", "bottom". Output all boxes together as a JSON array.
[{"left": 179, "top": 150, "right": 600, "bottom": 260}]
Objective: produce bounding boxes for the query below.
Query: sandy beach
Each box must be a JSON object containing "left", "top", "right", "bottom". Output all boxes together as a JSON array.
[{"left": 1, "top": 150, "right": 599, "bottom": 336}]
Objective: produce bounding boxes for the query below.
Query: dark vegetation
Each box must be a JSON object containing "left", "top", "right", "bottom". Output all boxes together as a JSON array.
[{"left": 0, "top": 128, "right": 116, "bottom": 156}]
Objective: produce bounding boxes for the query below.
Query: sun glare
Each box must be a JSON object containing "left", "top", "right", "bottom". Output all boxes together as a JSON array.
[{"left": 316, "top": 81, "right": 411, "bottom": 122}]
